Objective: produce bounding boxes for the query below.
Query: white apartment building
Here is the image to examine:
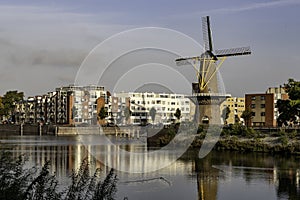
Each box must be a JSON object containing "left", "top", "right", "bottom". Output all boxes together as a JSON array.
[
  {"left": 112, "top": 92, "right": 193, "bottom": 125},
  {"left": 56, "top": 85, "right": 108, "bottom": 125},
  {"left": 266, "top": 87, "right": 289, "bottom": 123}
]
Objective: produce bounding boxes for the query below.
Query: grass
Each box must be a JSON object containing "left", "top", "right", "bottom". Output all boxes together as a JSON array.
[{"left": 0, "top": 150, "right": 118, "bottom": 200}]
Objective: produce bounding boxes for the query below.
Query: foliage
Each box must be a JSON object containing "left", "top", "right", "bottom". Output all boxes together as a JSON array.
[
  {"left": 123, "top": 107, "right": 131, "bottom": 121},
  {"left": 149, "top": 107, "right": 156, "bottom": 123},
  {"left": 284, "top": 78, "right": 300, "bottom": 100},
  {"left": 98, "top": 107, "right": 108, "bottom": 120},
  {"left": 241, "top": 109, "right": 253, "bottom": 127},
  {"left": 0, "top": 91, "right": 24, "bottom": 118},
  {"left": 0, "top": 151, "right": 118, "bottom": 200},
  {"left": 221, "top": 123, "right": 261, "bottom": 138},
  {"left": 174, "top": 108, "right": 181, "bottom": 121},
  {"left": 277, "top": 79, "right": 300, "bottom": 126},
  {"left": 222, "top": 106, "right": 230, "bottom": 124},
  {"left": 71, "top": 106, "right": 78, "bottom": 120}
]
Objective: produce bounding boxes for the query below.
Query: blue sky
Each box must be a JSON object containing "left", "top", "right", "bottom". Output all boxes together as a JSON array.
[{"left": 0, "top": 0, "right": 300, "bottom": 97}]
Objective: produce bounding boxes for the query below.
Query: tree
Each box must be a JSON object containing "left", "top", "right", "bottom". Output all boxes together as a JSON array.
[
  {"left": 222, "top": 106, "right": 231, "bottom": 124},
  {"left": 0, "top": 91, "right": 24, "bottom": 119},
  {"left": 277, "top": 79, "right": 300, "bottom": 126},
  {"left": 98, "top": 106, "right": 108, "bottom": 120},
  {"left": 71, "top": 106, "right": 77, "bottom": 120},
  {"left": 149, "top": 107, "right": 156, "bottom": 123},
  {"left": 174, "top": 108, "right": 181, "bottom": 122},
  {"left": 124, "top": 106, "right": 131, "bottom": 122},
  {"left": 284, "top": 78, "right": 300, "bottom": 100},
  {"left": 241, "top": 109, "right": 253, "bottom": 127}
]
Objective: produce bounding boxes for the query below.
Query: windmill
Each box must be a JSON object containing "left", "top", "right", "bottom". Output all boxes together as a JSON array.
[
  {"left": 176, "top": 16, "right": 251, "bottom": 93},
  {"left": 176, "top": 16, "right": 251, "bottom": 124}
]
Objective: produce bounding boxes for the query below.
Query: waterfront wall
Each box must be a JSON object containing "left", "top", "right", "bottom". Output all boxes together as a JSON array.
[
  {"left": 0, "top": 124, "right": 122, "bottom": 136},
  {"left": 0, "top": 124, "right": 57, "bottom": 136}
]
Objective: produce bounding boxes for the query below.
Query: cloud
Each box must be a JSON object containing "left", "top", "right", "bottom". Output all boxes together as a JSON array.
[
  {"left": 0, "top": 4, "right": 131, "bottom": 96},
  {"left": 200, "top": 0, "right": 300, "bottom": 15}
]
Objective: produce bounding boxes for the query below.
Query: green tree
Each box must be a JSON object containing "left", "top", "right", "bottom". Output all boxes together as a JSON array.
[
  {"left": 149, "top": 107, "right": 156, "bottom": 123},
  {"left": 0, "top": 91, "right": 24, "bottom": 119},
  {"left": 98, "top": 106, "right": 108, "bottom": 120},
  {"left": 241, "top": 109, "right": 253, "bottom": 127},
  {"left": 277, "top": 79, "right": 300, "bottom": 126},
  {"left": 174, "top": 108, "right": 181, "bottom": 122},
  {"left": 222, "top": 106, "right": 231, "bottom": 124},
  {"left": 284, "top": 78, "right": 300, "bottom": 100}
]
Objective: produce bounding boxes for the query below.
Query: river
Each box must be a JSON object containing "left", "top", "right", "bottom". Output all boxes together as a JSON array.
[{"left": 0, "top": 135, "right": 299, "bottom": 200}]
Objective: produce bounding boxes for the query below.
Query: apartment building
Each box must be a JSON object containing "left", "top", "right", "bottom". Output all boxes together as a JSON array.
[
  {"left": 245, "top": 93, "right": 274, "bottom": 127},
  {"left": 245, "top": 87, "right": 288, "bottom": 127},
  {"left": 266, "top": 87, "right": 289, "bottom": 121},
  {"left": 55, "top": 85, "right": 109, "bottom": 125},
  {"left": 221, "top": 97, "right": 245, "bottom": 125},
  {"left": 112, "top": 92, "right": 193, "bottom": 125},
  {"left": 14, "top": 85, "right": 109, "bottom": 125}
]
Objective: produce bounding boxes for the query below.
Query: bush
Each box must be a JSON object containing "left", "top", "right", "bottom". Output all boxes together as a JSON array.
[
  {"left": 279, "top": 135, "right": 289, "bottom": 146},
  {"left": 0, "top": 151, "right": 118, "bottom": 200}
]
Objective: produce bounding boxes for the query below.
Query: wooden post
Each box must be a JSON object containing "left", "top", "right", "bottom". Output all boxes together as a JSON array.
[
  {"left": 20, "top": 123, "right": 23, "bottom": 136},
  {"left": 39, "top": 124, "right": 42, "bottom": 136}
]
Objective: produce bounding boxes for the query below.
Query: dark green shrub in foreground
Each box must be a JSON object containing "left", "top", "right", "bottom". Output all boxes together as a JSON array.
[{"left": 0, "top": 151, "right": 118, "bottom": 200}]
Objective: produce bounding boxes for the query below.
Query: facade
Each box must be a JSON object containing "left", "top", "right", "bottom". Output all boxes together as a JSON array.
[
  {"left": 245, "top": 87, "right": 289, "bottom": 127},
  {"left": 14, "top": 85, "right": 109, "bottom": 125},
  {"left": 112, "top": 92, "right": 193, "bottom": 125},
  {"left": 245, "top": 93, "right": 274, "bottom": 127},
  {"left": 266, "top": 87, "right": 289, "bottom": 122},
  {"left": 13, "top": 86, "right": 197, "bottom": 126},
  {"left": 56, "top": 85, "right": 108, "bottom": 125},
  {"left": 221, "top": 97, "right": 245, "bottom": 125}
]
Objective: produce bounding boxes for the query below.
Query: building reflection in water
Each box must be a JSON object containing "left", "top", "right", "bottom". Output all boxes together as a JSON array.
[{"left": 2, "top": 136, "right": 300, "bottom": 200}]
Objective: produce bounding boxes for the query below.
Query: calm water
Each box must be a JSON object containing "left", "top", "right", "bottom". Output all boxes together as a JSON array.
[{"left": 1, "top": 135, "right": 300, "bottom": 200}]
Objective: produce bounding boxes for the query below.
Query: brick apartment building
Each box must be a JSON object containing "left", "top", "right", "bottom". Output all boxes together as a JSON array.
[{"left": 245, "top": 87, "right": 289, "bottom": 127}]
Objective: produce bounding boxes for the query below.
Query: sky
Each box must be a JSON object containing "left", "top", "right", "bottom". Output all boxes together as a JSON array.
[{"left": 0, "top": 0, "right": 299, "bottom": 97}]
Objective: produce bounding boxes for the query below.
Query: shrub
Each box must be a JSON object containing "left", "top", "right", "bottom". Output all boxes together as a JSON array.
[{"left": 0, "top": 151, "right": 118, "bottom": 200}]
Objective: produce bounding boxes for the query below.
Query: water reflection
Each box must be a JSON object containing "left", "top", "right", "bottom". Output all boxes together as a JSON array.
[{"left": 0, "top": 135, "right": 300, "bottom": 199}]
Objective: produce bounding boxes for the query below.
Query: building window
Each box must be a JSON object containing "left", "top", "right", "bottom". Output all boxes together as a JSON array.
[
  {"left": 261, "top": 96, "right": 266, "bottom": 100},
  {"left": 261, "top": 112, "right": 265, "bottom": 116},
  {"left": 251, "top": 104, "right": 256, "bottom": 108},
  {"left": 252, "top": 112, "right": 255, "bottom": 116},
  {"left": 261, "top": 104, "right": 265, "bottom": 108},
  {"left": 251, "top": 96, "right": 256, "bottom": 100}
]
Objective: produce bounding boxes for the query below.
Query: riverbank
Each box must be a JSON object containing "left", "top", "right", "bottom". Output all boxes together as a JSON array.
[{"left": 147, "top": 124, "right": 300, "bottom": 155}]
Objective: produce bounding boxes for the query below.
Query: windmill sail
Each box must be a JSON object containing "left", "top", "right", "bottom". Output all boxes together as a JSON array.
[
  {"left": 175, "top": 56, "right": 201, "bottom": 66},
  {"left": 215, "top": 46, "right": 251, "bottom": 57},
  {"left": 202, "top": 16, "right": 213, "bottom": 52}
]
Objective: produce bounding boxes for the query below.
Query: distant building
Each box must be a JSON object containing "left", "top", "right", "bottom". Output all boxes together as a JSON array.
[
  {"left": 266, "top": 87, "right": 289, "bottom": 122},
  {"left": 221, "top": 97, "right": 245, "bottom": 125},
  {"left": 55, "top": 85, "right": 109, "bottom": 125},
  {"left": 112, "top": 92, "right": 193, "bottom": 125},
  {"left": 245, "top": 93, "right": 274, "bottom": 127},
  {"left": 14, "top": 85, "right": 109, "bottom": 125},
  {"left": 245, "top": 86, "right": 288, "bottom": 127}
]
